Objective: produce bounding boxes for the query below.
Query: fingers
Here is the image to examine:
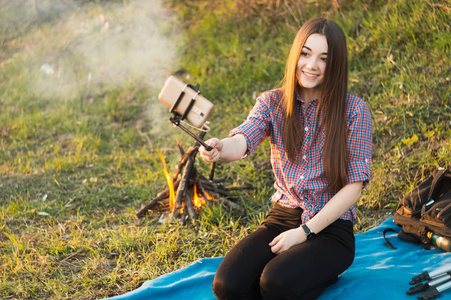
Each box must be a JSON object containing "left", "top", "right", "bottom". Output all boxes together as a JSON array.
[
  {"left": 269, "top": 234, "right": 282, "bottom": 247},
  {"left": 269, "top": 234, "right": 283, "bottom": 254},
  {"left": 269, "top": 228, "right": 306, "bottom": 255},
  {"left": 199, "top": 138, "right": 222, "bottom": 162},
  {"left": 270, "top": 243, "right": 284, "bottom": 255},
  {"left": 200, "top": 149, "right": 220, "bottom": 162}
]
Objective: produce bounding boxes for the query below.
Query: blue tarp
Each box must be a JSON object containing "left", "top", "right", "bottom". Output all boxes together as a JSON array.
[{"left": 103, "top": 218, "right": 451, "bottom": 299}]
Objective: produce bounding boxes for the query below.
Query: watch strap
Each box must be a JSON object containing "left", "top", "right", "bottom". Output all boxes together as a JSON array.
[{"left": 301, "top": 223, "right": 315, "bottom": 240}]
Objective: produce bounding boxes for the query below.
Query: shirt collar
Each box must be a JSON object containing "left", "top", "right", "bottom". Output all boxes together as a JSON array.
[{"left": 295, "top": 93, "right": 318, "bottom": 105}]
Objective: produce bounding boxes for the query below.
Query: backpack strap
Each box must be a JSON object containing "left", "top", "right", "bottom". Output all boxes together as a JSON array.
[
  {"left": 421, "top": 169, "right": 449, "bottom": 216},
  {"left": 426, "top": 169, "right": 448, "bottom": 202},
  {"left": 398, "top": 230, "right": 422, "bottom": 244},
  {"left": 383, "top": 228, "right": 398, "bottom": 249}
]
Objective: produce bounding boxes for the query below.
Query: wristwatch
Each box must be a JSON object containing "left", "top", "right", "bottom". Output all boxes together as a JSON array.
[{"left": 301, "top": 223, "right": 316, "bottom": 240}]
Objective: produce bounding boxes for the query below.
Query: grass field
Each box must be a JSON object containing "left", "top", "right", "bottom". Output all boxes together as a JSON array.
[{"left": 1, "top": 0, "right": 450, "bottom": 299}]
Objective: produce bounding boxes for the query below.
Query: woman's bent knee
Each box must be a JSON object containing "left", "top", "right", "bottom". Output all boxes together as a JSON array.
[
  {"left": 213, "top": 274, "right": 259, "bottom": 300},
  {"left": 260, "top": 267, "right": 291, "bottom": 300},
  {"left": 212, "top": 276, "right": 228, "bottom": 300}
]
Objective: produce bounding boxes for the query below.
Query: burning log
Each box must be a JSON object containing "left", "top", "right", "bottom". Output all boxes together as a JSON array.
[
  {"left": 135, "top": 179, "right": 180, "bottom": 218},
  {"left": 136, "top": 132, "right": 251, "bottom": 224},
  {"left": 172, "top": 140, "right": 199, "bottom": 219}
]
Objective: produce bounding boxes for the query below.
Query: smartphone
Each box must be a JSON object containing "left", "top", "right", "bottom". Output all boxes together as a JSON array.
[{"left": 158, "top": 76, "right": 214, "bottom": 128}]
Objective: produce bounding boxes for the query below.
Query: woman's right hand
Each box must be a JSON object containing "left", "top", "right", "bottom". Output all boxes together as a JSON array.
[{"left": 199, "top": 138, "right": 223, "bottom": 162}]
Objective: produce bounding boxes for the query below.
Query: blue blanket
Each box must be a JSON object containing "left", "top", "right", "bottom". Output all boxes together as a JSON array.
[{"left": 104, "top": 218, "right": 451, "bottom": 299}]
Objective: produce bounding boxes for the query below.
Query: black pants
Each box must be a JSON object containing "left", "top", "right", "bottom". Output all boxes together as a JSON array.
[{"left": 212, "top": 203, "right": 355, "bottom": 300}]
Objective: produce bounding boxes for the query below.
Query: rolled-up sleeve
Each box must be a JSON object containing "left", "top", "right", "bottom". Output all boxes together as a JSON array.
[
  {"left": 347, "top": 98, "right": 372, "bottom": 186},
  {"left": 229, "top": 94, "right": 272, "bottom": 158}
]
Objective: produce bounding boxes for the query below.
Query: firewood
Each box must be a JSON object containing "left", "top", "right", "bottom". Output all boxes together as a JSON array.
[
  {"left": 136, "top": 127, "right": 250, "bottom": 223},
  {"left": 172, "top": 150, "right": 197, "bottom": 219},
  {"left": 209, "top": 162, "right": 216, "bottom": 180},
  {"left": 210, "top": 178, "right": 227, "bottom": 183},
  {"left": 174, "top": 146, "right": 198, "bottom": 179},
  {"left": 195, "top": 176, "right": 212, "bottom": 206},
  {"left": 176, "top": 140, "right": 185, "bottom": 156},
  {"left": 136, "top": 179, "right": 181, "bottom": 218},
  {"left": 212, "top": 195, "right": 245, "bottom": 214},
  {"left": 197, "top": 181, "right": 232, "bottom": 197},
  {"left": 172, "top": 130, "right": 206, "bottom": 219},
  {"left": 184, "top": 190, "right": 198, "bottom": 227},
  {"left": 179, "top": 207, "right": 188, "bottom": 225}
]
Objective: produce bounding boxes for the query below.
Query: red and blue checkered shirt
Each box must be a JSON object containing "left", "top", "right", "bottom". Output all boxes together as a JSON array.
[{"left": 230, "top": 89, "right": 372, "bottom": 223}]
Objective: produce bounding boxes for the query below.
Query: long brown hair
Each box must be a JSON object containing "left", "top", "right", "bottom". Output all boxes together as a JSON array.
[{"left": 280, "top": 17, "right": 349, "bottom": 192}]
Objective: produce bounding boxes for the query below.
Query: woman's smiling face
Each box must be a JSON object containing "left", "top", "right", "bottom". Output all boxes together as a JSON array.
[{"left": 296, "top": 33, "right": 328, "bottom": 101}]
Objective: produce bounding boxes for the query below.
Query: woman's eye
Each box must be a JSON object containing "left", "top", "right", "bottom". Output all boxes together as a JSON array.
[
  {"left": 321, "top": 57, "right": 327, "bottom": 62},
  {"left": 301, "top": 52, "right": 308, "bottom": 56}
]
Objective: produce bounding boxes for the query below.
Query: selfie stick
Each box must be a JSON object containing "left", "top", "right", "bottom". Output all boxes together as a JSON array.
[{"left": 169, "top": 83, "right": 213, "bottom": 151}]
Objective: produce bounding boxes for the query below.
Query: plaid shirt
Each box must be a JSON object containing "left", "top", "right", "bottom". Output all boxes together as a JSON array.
[{"left": 230, "top": 89, "right": 372, "bottom": 223}]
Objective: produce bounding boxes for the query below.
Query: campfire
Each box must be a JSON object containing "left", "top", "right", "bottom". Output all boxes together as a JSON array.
[{"left": 136, "top": 133, "right": 250, "bottom": 225}]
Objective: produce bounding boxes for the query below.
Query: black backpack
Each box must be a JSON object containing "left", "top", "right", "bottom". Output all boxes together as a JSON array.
[{"left": 392, "top": 168, "right": 451, "bottom": 251}]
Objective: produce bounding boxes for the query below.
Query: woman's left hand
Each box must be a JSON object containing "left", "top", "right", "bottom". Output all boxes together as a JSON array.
[{"left": 269, "top": 227, "right": 307, "bottom": 254}]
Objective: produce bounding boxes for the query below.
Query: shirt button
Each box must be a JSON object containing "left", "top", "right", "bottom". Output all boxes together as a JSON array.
[
  {"left": 300, "top": 175, "right": 305, "bottom": 180},
  {"left": 302, "top": 155, "right": 307, "bottom": 160},
  {"left": 305, "top": 127, "right": 309, "bottom": 132}
]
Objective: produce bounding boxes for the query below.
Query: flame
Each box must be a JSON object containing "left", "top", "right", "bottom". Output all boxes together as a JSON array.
[
  {"left": 192, "top": 185, "right": 207, "bottom": 208},
  {"left": 159, "top": 153, "right": 175, "bottom": 211},
  {"left": 159, "top": 153, "right": 212, "bottom": 214},
  {"left": 205, "top": 191, "right": 213, "bottom": 202}
]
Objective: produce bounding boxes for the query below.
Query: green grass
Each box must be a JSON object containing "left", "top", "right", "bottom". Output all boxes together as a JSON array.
[{"left": 1, "top": 0, "right": 450, "bottom": 299}]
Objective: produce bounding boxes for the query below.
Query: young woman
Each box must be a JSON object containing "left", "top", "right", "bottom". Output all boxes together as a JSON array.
[{"left": 199, "top": 17, "right": 372, "bottom": 300}]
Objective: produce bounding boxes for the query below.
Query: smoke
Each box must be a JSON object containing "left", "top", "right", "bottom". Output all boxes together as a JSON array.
[
  {"left": 2, "top": 0, "right": 182, "bottom": 100},
  {"left": 70, "top": 1, "right": 181, "bottom": 90}
]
